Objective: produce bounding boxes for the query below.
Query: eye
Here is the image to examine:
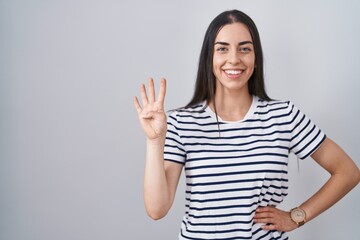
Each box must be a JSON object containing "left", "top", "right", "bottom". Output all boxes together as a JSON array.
[
  {"left": 216, "top": 47, "right": 228, "bottom": 52},
  {"left": 240, "top": 47, "right": 252, "bottom": 53}
]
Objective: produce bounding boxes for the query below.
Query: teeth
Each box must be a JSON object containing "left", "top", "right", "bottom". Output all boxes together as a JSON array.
[{"left": 225, "top": 70, "right": 242, "bottom": 75}]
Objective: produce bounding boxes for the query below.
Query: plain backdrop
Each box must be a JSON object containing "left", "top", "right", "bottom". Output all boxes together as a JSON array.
[{"left": 1, "top": 0, "right": 359, "bottom": 239}]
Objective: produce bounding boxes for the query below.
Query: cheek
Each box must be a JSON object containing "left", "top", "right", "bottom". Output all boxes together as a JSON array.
[
  {"left": 243, "top": 55, "right": 256, "bottom": 68},
  {"left": 212, "top": 55, "right": 225, "bottom": 71}
]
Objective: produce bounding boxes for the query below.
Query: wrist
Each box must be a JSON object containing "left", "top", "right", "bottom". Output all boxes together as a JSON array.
[
  {"left": 290, "top": 207, "right": 307, "bottom": 227},
  {"left": 146, "top": 136, "right": 166, "bottom": 146}
]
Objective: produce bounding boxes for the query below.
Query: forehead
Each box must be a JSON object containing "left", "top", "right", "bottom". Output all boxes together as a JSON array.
[{"left": 215, "top": 22, "right": 252, "bottom": 42}]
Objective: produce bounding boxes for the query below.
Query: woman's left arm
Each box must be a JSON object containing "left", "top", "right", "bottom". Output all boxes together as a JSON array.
[
  {"left": 254, "top": 137, "right": 360, "bottom": 232},
  {"left": 297, "top": 137, "right": 360, "bottom": 222}
]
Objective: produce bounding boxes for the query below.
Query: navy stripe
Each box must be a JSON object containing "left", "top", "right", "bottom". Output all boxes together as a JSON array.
[
  {"left": 165, "top": 135, "right": 183, "bottom": 148},
  {"left": 244, "top": 105, "right": 295, "bottom": 123},
  {"left": 180, "top": 229, "right": 252, "bottom": 240},
  {"left": 184, "top": 225, "right": 252, "bottom": 234},
  {"left": 257, "top": 231, "right": 287, "bottom": 240},
  {"left": 254, "top": 105, "right": 288, "bottom": 115},
  {"left": 184, "top": 138, "right": 291, "bottom": 147},
  {"left": 289, "top": 119, "right": 312, "bottom": 150},
  {"left": 187, "top": 201, "right": 257, "bottom": 211},
  {"left": 256, "top": 101, "right": 289, "bottom": 108},
  {"left": 187, "top": 209, "right": 256, "bottom": 219},
  {"left": 164, "top": 143, "right": 185, "bottom": 153},
  {"left": 186, "top": 219, "right": 252, "bottom": 226},
  {"left": 164, "top": 151, "right": 185, "bottom": 158},
  {"left": 188, "top": 104, "right": 204, "bottom": 109},
  {"left": 291, "top": 125, "right": 316, "bottom": 152},
  {"left": 164, "top": 159, "right": 184, "bottom": 165},
  {"left": 168, "top": 115, "right": 177, "bottom": 123},
  {"left": 187, "top": 139, "right": 290, "bottom": 149},
  {"left": 187, "top": 145, "right": 288, "bottom": 154},
  {"left": 176, "top": 114, "right": 211, "bottom": 119},
  {"left": 181, "top": 130, "right": 292, "bottom": 140},
  {"left": 186, "top": 184, "right": 288, "bottom": 195},
  {"left": 186, "top": 177, "right": 288, "bottom": 187},
  {"left": 252, "top": 227, "right": 263, "bottom": 236},
  {"left": 186, "top": 152, "right": 288, "bottom": 163},
  {"left": 176, "top": 120, "right": 293, "bottom": 132},
  {"left": 185, "top": 192, "right": 288, "bottom": 204},
  {"left": 187, "top": 169, "right": 288, "bottom": 179},
  {"left": 185, "top": 160, "right": 287, "bottom": 171},
  {"left": 177, "top": 109, "right": 206, "bottom": 113},
  {"left": 186, "top": 194, "right": 261, "bottom": 203},
  {"left": 301, "top": 133, "right": 326, "bottom": 159},
  {"left": 294, "top": 128, "right": 320, "bottom": 155},
  {"left": 255, "top": 229, "right": 272, "bottom": 240},
  {"left": 290, "top": 114, "right": 306, "bottom": 137},
  {"left": 186, "top": 186, "right": 263, "bottom": 195},
  {"left": 177, "top": 120, "right": 223, "bottom": 126}
]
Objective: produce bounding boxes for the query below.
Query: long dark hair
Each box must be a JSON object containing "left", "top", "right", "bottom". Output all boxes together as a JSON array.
[{"left": 186, "top": 10, "right": 272, "bottom": 108}]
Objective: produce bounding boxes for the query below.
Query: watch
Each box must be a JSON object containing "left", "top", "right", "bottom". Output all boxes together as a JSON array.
[{"left": 290, "top": 207, "right": 306, "bottom": 227}]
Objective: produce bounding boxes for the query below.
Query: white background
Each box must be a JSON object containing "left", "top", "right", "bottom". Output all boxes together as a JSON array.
[{"left": 1, "top": 0, "right": 359, "bottom": 239}]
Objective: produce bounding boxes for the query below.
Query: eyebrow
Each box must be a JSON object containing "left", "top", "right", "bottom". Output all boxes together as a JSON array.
[{"left": 214, "top": 41, "right": 253, "bottom": 46}]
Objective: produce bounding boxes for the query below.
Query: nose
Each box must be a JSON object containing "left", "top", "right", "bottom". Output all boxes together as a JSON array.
[{"left": 228, "top": 50, "right": 241, "bottom": 65}]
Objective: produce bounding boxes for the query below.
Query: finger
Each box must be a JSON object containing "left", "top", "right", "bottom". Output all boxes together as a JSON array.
[
  {"left": 254, "top": 217, "right": 274, "bottom": 223},
  {"left": 148, "top": 78, "right": 155, "bottom": 103},
  {"left": 133, "top": 96, "right": 142, "bottom": 114},
  {"left": 254, "top": 212, "right": 273, "bottom": 219},
  {"left": 157, "top": 78, "right": 166, "bottom": 109},
  {"left": 261, "top": 224, "right": 277, "bottom": 231},
  {"left": 140, "top": 83, "right": 148, "bottom": 106}
]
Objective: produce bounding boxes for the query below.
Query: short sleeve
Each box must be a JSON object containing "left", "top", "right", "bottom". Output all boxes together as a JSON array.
[
  {"left": 287, "top": 101, "right": 326, "bottom": 159},
  {"left": 164, "top": 111, "right": 186, "bottom": 164}
]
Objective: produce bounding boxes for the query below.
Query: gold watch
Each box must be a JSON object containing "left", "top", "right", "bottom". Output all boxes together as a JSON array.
[{"left": 290, "top": 207, "right": 306, "bottom": 227}]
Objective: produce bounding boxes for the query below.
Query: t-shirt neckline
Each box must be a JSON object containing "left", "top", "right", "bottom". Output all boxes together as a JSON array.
[{"left": 204, "top": 96, "right": 258, "bottom": 124}]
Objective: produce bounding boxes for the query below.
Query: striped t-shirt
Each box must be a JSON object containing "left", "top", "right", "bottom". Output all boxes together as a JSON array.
[{"left": 164, "top": 96, "right": 326, "bottom": 240}]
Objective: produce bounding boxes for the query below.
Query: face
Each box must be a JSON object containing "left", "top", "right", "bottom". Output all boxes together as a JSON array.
[{"left": 212, "top": 22, "right": 255, "bottom": 94}]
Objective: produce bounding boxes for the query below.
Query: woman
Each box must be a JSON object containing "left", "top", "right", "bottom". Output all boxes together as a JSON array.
[{"left": 133, "top": 10, "right": 360, "bottom": 240}]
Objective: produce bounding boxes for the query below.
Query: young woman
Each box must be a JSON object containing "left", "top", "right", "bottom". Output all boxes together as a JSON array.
[{"left": 133, "top": 10, "right": 360, "bottom": 240}]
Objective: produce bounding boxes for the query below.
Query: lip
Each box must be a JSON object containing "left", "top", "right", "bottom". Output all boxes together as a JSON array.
[
  {"left": 223, "top": 69, "right": 244, "bottom": 79},
  {"left": 223, "top": 68, "right": 244, "bottom": 71}
]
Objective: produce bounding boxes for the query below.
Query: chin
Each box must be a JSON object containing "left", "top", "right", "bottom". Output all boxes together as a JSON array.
[{"left": 217, "top": 79, "right": 249, "bottom": 92}]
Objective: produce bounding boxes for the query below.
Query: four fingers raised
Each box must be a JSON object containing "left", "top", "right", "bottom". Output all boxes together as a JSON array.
[{"left": 134, "top": 77, "right": 167, "bottom": 111}]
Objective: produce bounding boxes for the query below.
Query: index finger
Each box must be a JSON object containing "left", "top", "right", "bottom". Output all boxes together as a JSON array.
[{"left": 157, "top": 78, "right": 167, "bottom": 108}]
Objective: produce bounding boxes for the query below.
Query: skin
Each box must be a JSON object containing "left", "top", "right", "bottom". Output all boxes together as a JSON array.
[
  {"left": 210, "top": 23, "right": 254, "bottom": 121},
  {"left": 134, "top": 78, "right": 183, "bottom": 219},
  {"left": 134, "top": 22, "right": 360, "bottom": 232}
]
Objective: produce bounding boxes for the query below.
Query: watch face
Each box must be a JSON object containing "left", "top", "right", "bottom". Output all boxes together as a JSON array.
[{"left": 291, "top": 208, "right": 305, "bottom": 222}]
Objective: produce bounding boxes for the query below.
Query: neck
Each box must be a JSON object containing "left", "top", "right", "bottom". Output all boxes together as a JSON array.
[{"left": 209, "top": 88, "right": 253, "bottom": 121}]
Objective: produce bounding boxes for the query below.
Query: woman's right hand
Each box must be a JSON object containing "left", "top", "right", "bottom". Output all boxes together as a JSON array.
[{"left": 133, "top": 78, "right": 167, "bottom": 144}]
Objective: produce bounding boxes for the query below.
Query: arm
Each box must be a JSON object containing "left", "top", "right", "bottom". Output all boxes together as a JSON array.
[
  {"left": 144, "top": 145, "right": 182, "bottom": 220},
  {"left": 254, "top": 137, "right": 360, "bottom": 231},
  {"left": 299, "top": 137, "right": 360, "bottom": 222},
  {"left": 134, "top": 78, "right": 183, "bottom": 220}
]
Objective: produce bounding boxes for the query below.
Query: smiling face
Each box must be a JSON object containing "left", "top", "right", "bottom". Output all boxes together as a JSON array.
[{"left": 212, "top": 22, "right": 255, "bottom": 95}]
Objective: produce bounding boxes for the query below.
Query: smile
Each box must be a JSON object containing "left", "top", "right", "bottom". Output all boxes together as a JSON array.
[
  {"left": 225, "top": 70, "right": 242, "bottom": 75},
  {"left": 224, "top": 69, "right": 243, "bottom": 78}
]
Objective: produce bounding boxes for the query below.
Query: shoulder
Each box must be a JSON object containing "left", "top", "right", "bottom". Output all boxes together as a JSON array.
[
  {"left": 167, "top": 102, "right": 208, "bottom": 121},
  {"left": 166, "top": 102, "right": 215, "bottom": 130},
  {"left": 255, "top": 98, "right": 293, "bottom": 114}
]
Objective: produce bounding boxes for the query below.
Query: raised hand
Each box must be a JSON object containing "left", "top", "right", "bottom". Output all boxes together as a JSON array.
[{"left": 133, "top": 78, "right": 167, "bottom": 144}]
